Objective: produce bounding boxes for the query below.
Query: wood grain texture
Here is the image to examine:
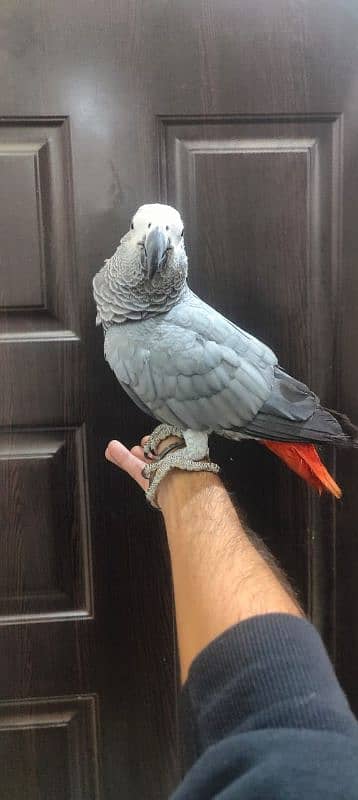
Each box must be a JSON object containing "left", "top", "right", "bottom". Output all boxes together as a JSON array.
[
  {"left": 1, "top": 1, "right": 358, "bottom": 797},
  {"left": 0, "top": 118, "right": 78, "bottom": 339},
  {"left": 0, "top": 696, "right": 100, "bottom": 799},
  {"left": 0, "top": 427, "right": 93, "bottom": 621}
]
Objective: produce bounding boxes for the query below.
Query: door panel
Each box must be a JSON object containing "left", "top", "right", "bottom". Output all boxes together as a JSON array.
[
  {"left": 162, "top": 113, "right": 341, "bottom": 641},
  {"left": 0, "top": 427, "right": 92, "bottom": 621},
  {"left": 0, "top": 696, "right": 100, "bottom": 800},
  {"left": 1, "top": 2, "right": 358, "bottom": 797}
]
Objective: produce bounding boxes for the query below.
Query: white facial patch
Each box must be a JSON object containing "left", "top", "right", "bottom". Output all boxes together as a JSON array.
[{"left": 131, "top": 203, "right": 184, "bottom": 245}]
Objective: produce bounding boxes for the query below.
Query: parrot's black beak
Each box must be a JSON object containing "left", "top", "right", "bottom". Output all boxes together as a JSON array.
[{"left": 145, "top": 227, "right": 168, "bottom": 279}]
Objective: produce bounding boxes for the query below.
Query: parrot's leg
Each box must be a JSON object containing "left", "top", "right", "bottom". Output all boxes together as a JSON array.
[
  {"left": 143, "top": 423, "right": 184, "bottom": 457},
  {"left": 142, "top": 428, "right": 219, "bottom": 509},
  {"left": 181, "top": 429, "right": 210, "bottom": 460}
]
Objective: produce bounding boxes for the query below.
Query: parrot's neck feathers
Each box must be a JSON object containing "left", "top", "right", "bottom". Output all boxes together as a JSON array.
[{"left": 93, "top": 242, "right": 188, "bottom": 328}]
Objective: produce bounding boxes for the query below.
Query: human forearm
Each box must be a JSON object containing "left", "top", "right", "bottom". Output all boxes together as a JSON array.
[
  {"left": 158, "top": 468, "right": 303, "bottom": 682},
  {"left": 105, "top": 434, "right": 303, "bottom": 682}
]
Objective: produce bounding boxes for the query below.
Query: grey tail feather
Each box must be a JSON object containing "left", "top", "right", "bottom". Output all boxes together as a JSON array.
[
  {"left": 230, "top": 404, "right": 358, "bottom": 448},
  {"left": 324, "top": 407, "right": 358, "bottom": 444}
]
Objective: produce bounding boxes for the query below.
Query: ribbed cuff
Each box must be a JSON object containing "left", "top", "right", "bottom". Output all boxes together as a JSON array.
[{"left": 179, "top": 614, "right": 357, "bottom": 768}]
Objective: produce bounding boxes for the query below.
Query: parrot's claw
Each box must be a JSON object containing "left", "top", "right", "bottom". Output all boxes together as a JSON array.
[
  {"left": 142, "top": 427, "right": 219, "bottom": 509},
  {"left": 143, "top": 423, "right": 184, "bottom": 457}
]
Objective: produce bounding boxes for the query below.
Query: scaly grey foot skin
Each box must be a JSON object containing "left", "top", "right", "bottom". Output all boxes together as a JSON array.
[
  {"left": 142, "top": 429, "right": 220, "bottom": 508},
  {"left": 143, "top": 423, "right": 184, "bottom": 457}
]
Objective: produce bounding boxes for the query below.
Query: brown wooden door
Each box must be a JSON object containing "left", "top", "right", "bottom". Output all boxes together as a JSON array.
[{"left": 1, "top": 1, "right": 358, "bottom": 796}]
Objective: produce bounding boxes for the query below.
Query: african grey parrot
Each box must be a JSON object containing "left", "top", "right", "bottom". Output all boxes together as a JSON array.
[{"left": 93, "top": 203, "right": 358, "bottom": 502}]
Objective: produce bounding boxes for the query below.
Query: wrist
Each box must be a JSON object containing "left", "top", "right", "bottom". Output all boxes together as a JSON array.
[{"left": 157, "top": 467, "right": 222, "bottom": 518}]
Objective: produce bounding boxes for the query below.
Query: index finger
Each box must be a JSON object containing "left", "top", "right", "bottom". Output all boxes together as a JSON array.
[{"left": 105, "top": 440, "right": 149, "bottom": 491}]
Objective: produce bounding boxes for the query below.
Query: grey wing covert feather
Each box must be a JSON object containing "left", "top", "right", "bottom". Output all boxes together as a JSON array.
[{"left": 104, "top": 290, "right": 277, "bottom": 432}]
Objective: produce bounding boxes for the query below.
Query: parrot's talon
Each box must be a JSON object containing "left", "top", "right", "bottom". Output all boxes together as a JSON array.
[{"left": 142, "top": 462, "right": 157, "bottom": 479}]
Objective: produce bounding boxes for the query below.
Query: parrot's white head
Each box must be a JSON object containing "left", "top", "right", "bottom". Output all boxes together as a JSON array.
[
  {"left": 125, "top": 203, "right": 187, "bottom": 280},
  {"left": 123, "top": 203, "right": 187, "bottom": 281},
  {"left": 93, "top": 203, "right": 189, "bottom": 326}
]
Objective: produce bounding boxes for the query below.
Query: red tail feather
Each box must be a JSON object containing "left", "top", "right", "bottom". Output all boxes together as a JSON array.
[{"left": 261, "top": 440, "right": 342, "bottom": 499}]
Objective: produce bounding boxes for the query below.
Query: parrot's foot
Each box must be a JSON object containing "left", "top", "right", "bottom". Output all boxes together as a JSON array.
[
  {"left": 143, "top": 423, "right": 184, "bottom": 458},
  {"left": 142, "top": 428, "right": 219, "bottom": 509}
]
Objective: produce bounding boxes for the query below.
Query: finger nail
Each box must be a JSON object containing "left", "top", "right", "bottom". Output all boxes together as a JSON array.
[{"left": 105, "top": 441, "right": 118, "bottom": 462}]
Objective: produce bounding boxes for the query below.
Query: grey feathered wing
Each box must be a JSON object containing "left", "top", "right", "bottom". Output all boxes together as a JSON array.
[
  {"left": 104, "top": 289, "right": 276, "bottom": 431},
  {"left": 104, "top": 289, "right": 356, "bottom": 447},
  {"left": 240, "top": 366, "right": 356, "bottom": 446}
]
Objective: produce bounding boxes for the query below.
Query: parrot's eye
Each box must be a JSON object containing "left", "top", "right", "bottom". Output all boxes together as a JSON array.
[
  {"left": 181, "top": 228, "right": 184, "bottom": 237},
  {"left": 166, "top": 225, "right": 169, "bottom": 231},
  {"left": 148, "top": 222, "right": 151, "bottom": 228},
  {"left": 130, "top": 222, "right": 134, "bottom": 230}
]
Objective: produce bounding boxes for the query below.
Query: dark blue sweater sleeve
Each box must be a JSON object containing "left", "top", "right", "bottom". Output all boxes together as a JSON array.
[{"left": 172, "top": 614, "right": 358, "bottom": 799}]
